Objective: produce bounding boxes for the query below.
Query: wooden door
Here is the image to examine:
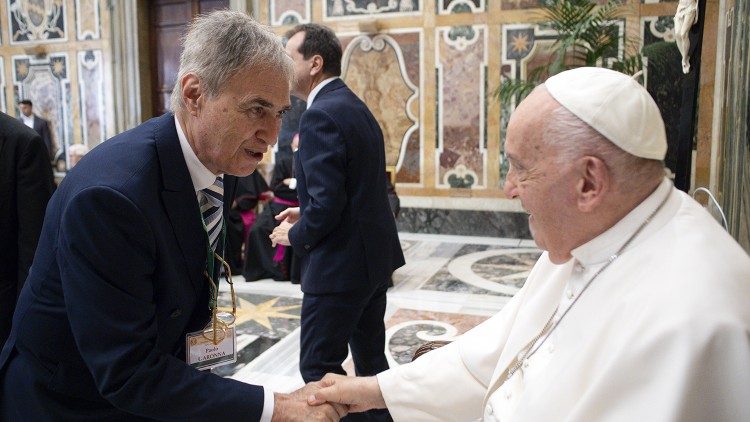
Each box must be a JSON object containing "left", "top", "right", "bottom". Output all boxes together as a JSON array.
[{"left": 148, "top": 0, "right": 229, "bottom": 117}]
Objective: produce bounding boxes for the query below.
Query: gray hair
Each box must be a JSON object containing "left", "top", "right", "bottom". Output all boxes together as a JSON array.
[
  {"left": 537, "top": 85, "right": 665, "bottom": 191},
  {"left": 170, "top": 10, "right": 294, "bottom": 113}
]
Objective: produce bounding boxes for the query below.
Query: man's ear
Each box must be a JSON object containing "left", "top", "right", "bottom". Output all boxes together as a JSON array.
[
  {"left": 576, "top": 156, "right": 610, "bottom": 213},
  {"left": 310, "top": 55, "right": 324, "bottom": 77},
  {"left": 181, "top": 73, "right": 202, "bottom": 116}
]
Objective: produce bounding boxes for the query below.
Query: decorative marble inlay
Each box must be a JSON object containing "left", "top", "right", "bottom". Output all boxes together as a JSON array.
[
  {"left": 643, "top": 15, "right": 676, "bottom": 42},
  {"left": 385, "top": 309, "right": 489, "bottom": 365},
  {"left": 77, "top": 49, "right": 105, "bottom": 150},
  {"left": 75, "top": 0, "right": 99, "bottom": 40},
  {"left": 342, "top": 33, "right": 419, "bottom": 182},
  {"left": 438, "top": 0, "right": 484, "bottom": 15},
  {"left": 212, "top": 292, "right": 302, "bottom": 377},
  {"left": 13, "top": 53, "right": 70, "bottom": 167},
  {"left": 436, "top": 24, "right": 487, "bottom": 188},
  {"left": 270, "top": 0, "right": 311, "bottom": 26},
  {"left": 421, "top": 243, "right": 540, "bottom": 296},
  {"left": 8, "top": 0, "right": 67, "bottom": 44},
  {"left": 325, "top": 0, "right": 420, "bottom": 19}
]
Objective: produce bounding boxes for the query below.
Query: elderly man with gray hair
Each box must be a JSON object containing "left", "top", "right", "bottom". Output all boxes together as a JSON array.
[
  {"left": 307, "top": 67, "right": 750, "bottom": 421},
  {"left": 0, "top": 10, "right": 343, "bottom": 422}
]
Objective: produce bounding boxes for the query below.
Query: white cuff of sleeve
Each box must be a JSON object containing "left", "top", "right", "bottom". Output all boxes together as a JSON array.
[
  {"left": 260, "top": 386, "right": 274, "bottom": 422},
  {"left": 288, "top": 178, "right": 297, "bottom": 190}
]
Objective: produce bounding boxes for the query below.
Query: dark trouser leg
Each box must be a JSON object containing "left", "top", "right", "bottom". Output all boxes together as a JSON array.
[{"left": 299, "top": 285, "right": 393, "bottom": 422}]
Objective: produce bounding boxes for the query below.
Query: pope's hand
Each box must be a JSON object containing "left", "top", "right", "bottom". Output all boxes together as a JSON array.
[{"left": 307, "top": 374, "right": 387, "bottom": 414}]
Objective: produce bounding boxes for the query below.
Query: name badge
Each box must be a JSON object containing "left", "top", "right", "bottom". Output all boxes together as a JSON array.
[{"left": 186, "top": 326, "right": 237, "bottom": 370}]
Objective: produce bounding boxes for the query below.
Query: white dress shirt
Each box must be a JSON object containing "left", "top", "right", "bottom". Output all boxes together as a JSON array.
[
  {"left": 306, "top": 77, "right": 339, "bottom": 108},
  {"left": 175, "top": 116, "right": 274, "bottom": 422}
]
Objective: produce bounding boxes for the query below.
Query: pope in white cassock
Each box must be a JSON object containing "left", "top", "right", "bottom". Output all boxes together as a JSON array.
[{"left": 306, "top": 67, "right": 750, "bottom": 421}]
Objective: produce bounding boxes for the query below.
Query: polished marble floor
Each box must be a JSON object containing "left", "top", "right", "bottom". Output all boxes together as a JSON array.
[{"left": 218, "top": 232, "right": 539, "bottom": 392}]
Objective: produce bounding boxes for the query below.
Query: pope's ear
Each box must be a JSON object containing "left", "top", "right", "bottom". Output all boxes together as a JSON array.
[
  {"left": 180, "top": 73, "right": 202, "bottom": 115},
  {"left": 577, "top": 156, "right": 609, "bottom": 212}
]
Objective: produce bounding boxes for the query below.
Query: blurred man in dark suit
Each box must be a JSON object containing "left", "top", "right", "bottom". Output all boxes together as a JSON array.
[
  {"left": 0, "top": 111, "right": 54, "bottom": 346},
  {"left": 18, "top": 99, "right": 54, "bottom": 161}
]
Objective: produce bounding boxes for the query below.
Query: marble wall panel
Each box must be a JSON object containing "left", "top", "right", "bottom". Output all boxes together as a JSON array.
[
  {"left": 341, "top": 31, "right": 421, "bottom": 184},
  {"left": 13, "top": 53, "right": 70, "bottom": 167},
  {"left": 8, "top": 0, "right": 67, "bottom": 44},
  {"left": 77, "top": 49, "right": 104, "bottom": 150},
  {"left": 499, "top": 24, "right": 557, "bottom": 182},
  {"left": 75, "top": 0, "right": 99, "bottom": 40},
  {"left": 436, "top": 24, "right": 487, "bottom": 188},
  {"left": 437, "top": 0, "right": 485, "bottom": 14},
  {"left": 269, "top": 0, "right": 310, "bottom": 26},
  {"left": 397, "top": 207, "right": 532, "bottom": 238},
  {"left": 325, "top": 0, "right": 420, "bottom": 19}
]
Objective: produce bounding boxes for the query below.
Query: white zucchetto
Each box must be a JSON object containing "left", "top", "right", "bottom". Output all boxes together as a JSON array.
[{"left": 545, "top": 67, "right": 668, "bottom": 160}]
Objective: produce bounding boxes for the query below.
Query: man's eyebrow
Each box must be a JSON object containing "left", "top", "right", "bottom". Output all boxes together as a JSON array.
[{"left": 242, "top": 98, "right": 274, "bottom": 108}]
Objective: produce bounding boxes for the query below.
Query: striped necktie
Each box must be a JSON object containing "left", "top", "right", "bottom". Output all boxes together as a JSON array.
[{"left": 200, "top": 176, "right": 224, "bottom": 251}]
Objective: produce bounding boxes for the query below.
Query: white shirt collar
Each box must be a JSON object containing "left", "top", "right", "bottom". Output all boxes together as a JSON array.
[
  {"left": 21, "top": 114, "right": 34, "bottom": 127},
  {"left": 306, "top": 76, "right": 339, "bottom": 109},
  {"left": 174, "top": 115, "right": 220, "bottom": 191},
  {"left": 571, "top": 177, "right": 673, "bottom": 266}
]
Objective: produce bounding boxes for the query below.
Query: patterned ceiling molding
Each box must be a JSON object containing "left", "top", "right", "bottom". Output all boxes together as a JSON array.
[
  {"left": 8, "top": 0, "right": 68, "bottom": 44},
  {"left": 269, "top": 0, "right": 311, "bottom": 26},
  {"left": 324, "top": 0, "right": 421, "bottom": 20},
  {"left": 437, "top": 0, "right": 485, "bottom": 15},
  {"left": 75, "top": 0, "right": 100, "bottom": 40}
]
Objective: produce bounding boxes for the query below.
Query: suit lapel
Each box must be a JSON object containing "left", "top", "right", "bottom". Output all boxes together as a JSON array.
[
  {"left": 154, "top": 114, "right": 207, "bottom": 295},
  {"left": 485, "top": 260, "right": 573, "bottom": 400}
]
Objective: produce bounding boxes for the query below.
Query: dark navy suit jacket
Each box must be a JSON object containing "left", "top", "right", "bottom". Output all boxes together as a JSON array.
[
  {"left": 0, "top": 113, "right": 265, "bottom": 420},
  {"left": 289, "top": 79, "right": 404, "bottom": 294}
]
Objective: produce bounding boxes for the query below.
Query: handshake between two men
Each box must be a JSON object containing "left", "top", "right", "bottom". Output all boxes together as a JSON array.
[{"left": 278, "top": 374, "right": 383, "bottom": 422}]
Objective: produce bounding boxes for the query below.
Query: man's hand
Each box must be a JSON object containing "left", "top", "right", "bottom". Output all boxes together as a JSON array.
[
  {"left": 270, "top": 221, "right": 292, "bottom": 247},
  {"left": 271, "top": 383, "right": 347, "bottom": 422},
  {"left": 307, "top": 374, "right": 387, "bottom": 414},
  {"left": 275, "top": 207, "right": 300, "bottom": 224}
]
